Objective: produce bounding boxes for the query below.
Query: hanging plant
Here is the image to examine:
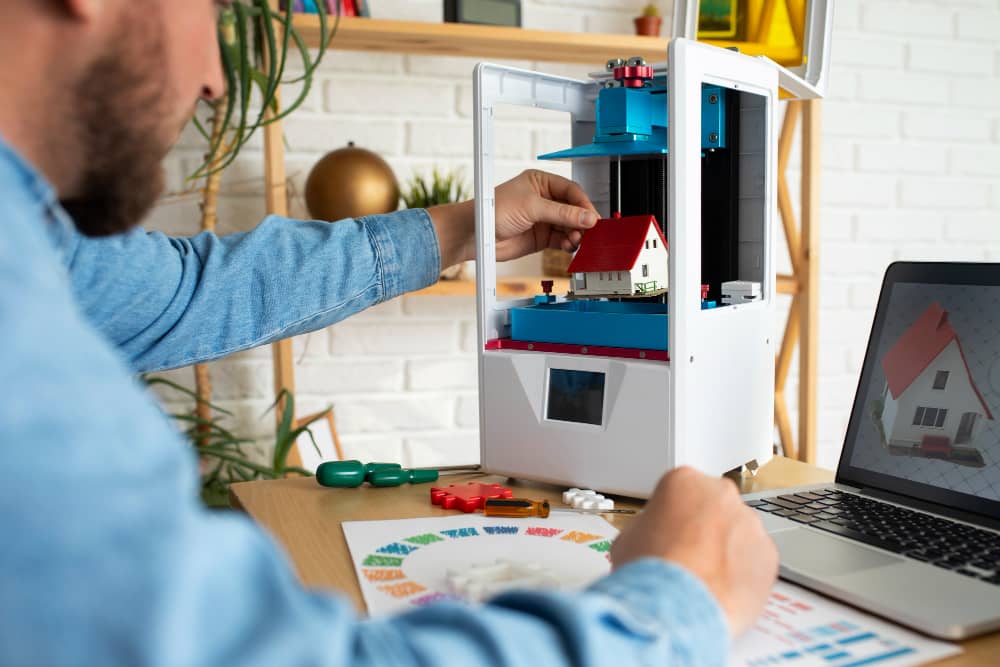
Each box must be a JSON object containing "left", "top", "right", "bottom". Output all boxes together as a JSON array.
[
  {"left": 189, "top": 2, "right": 337, "bottom": 444},
  {"left": 193, "top": 1, "right": 338, "bottom": 178}
]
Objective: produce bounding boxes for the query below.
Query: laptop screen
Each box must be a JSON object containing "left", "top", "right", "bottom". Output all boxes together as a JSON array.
[{"left": 838, "top": 262, "right": 1000, "bottom": 520}]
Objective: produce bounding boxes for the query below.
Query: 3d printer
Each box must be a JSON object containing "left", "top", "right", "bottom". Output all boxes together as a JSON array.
[{"left": 474, "top": 31, "right": 827, "bottom": 497}]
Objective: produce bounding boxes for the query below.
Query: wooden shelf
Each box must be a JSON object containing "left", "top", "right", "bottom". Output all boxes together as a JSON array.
[
  {"left": 297, "top": 16, "right": 801, "bottom": 66},
  {"left": 412, "top": 276, "right": 569, "bottom": 297},
  {"left": 300, "top": 15, "right": 669, "bottom": 64}
]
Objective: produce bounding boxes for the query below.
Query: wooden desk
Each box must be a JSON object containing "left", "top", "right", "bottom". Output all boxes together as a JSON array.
[{"left": 231, "top": 457, "right": 997, "bottom": 665}]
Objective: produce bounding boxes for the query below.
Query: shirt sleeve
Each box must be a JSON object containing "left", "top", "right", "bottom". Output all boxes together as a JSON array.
[{"left": 60, "top": 208, "right": 442, "bottom": 372}]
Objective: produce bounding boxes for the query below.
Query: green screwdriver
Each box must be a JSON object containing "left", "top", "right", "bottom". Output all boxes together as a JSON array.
[{"left": 315, "top": 460, "right": 440, "bottom": 488}]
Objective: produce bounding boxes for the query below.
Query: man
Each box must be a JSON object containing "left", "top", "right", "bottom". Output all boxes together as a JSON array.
[{"left": 0, "top": 1, "right": 778, "bottom": 664}]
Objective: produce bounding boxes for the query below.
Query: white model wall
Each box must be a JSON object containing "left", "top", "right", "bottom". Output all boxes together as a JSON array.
[
  {"left": 883, "top": 341, "right": 984, "bottom": 446},
  {"left": 144, "top": 0, "right": 1000, "bottom": 471}
]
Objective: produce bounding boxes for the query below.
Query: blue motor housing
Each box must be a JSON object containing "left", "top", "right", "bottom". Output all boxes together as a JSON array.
[{"left": 538, "top": 82, "right": 725, "bottom": 160}]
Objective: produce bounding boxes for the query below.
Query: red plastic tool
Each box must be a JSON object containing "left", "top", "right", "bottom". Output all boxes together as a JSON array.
[{"left": 430, "top": 482, "right": 513, "bottom": 513}]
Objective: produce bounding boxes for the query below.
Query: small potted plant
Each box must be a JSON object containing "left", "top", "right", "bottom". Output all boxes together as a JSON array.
[
  {"left": 634, "top": 3, "right": 663, "bottom": 36},
  {"left": 401, "top": 168, "right": 472, "bottom": 279}
]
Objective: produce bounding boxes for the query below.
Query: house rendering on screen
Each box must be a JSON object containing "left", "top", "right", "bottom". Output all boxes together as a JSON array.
[
  {"left": 878, "top": 302, "right": 993, "bottom": 467},
  {"left": 568, "top": 214, "right": 668, "bottom": 297}
]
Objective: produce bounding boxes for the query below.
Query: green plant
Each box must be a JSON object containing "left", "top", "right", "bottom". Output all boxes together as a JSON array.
[
  {"left": 193, "top": 1, "right": 338, "bottom": 178},
  {"left": 146, "top": 377, "right": 328, "bottom": 508},
  {"left": 188, "top": 2, "right": 338, "bottom": 440},
  {"left": 641, "top": 3, "right": 661, "bottom": 18},
  {"left": 401, "top": 168, "right": 470, "bottom": 209}
]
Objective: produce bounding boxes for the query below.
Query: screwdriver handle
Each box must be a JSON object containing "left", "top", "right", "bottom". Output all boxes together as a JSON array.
[
  {"left": 317, "top": 460, "right": 440, "bottom": 488},
  {"left": 483, "top": 498, "right": 551, "bottom": 518},
  {"left": 369, "top": 468, "right": 440, "bottom": 487}
]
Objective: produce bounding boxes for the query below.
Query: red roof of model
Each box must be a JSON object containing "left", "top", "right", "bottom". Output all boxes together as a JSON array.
[
  {"left": 881, "top": 302, "right": 992, "bottom": 419},
  {"left": 567, "top": 214, "right": 666, "bottom": 274}
]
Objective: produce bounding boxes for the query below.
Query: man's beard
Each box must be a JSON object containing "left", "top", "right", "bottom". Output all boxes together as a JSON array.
[{"left": 60, "top": 11, "right": 172, "bottom": 238}]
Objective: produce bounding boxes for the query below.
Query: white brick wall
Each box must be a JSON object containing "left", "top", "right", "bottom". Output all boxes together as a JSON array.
[{"left": 148, "top": 0, "right": 1000, "bottom": 472}]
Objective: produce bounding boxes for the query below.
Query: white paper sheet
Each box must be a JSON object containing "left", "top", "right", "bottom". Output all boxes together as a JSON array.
[
  {"left": 341, "top": 513, "right": 618, "bottom": 616},
  {"left": 344, "top": 515, "right": 962, "bottom": 666},
  {"left": 730, "top": 580, "right": 961, "bottom": 667}
]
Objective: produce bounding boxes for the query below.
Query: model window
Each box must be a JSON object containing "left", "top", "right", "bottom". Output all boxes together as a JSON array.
[
  {"left": 645, "top": 240, "right": 650, "bottom": 249},
  {"left": 599, "top": 272, "right": 605, "bottom": 280},
  {"left": 642, "top": 264, "right": 649, "bottom": 277},
  {"left": 652, "top": 239, "right": 657, "bottom": 248},
  {"left": 914, "top": 406, "right": 947, "bottom": 428},
  {"left": 933, "top": 370, "right": 949, "bottom": 390}
]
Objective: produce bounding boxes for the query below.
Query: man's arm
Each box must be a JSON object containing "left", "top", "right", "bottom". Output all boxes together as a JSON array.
[
  {"left": 60, "top": 170, "right": 598, "bottom": 374},
  {"left": 4, "top": 253, "right": 734, "bottom": 665},
  {"left": 62, "top": 208, "right": 441, "bottom": 373}
]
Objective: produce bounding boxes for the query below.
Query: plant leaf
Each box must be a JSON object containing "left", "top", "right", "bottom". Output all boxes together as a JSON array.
[{"left": 143, "top": 376, "right": 235, "bottom": 415}]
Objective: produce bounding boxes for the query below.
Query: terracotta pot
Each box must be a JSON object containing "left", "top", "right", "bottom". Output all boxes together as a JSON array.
[{"left": 634, "top": 15, "right": 663, "bottom": 36}]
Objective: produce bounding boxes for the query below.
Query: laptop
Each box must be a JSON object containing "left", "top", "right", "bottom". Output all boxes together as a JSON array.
[{"left": 744, "top": 261, "right": 1000, "bottom": 640}]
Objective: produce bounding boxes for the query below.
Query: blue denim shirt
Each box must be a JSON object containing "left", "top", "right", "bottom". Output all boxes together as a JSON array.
[{"left": 0, "top": 138, "right": 729, "bottom": 666}]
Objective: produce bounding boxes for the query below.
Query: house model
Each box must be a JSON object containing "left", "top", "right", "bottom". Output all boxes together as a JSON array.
[
  {"left": 567, "top": 213, "right": 668, "bottom": 297},
  {"left": 879, "top": 302, "right": 993, "bottom": 467}
]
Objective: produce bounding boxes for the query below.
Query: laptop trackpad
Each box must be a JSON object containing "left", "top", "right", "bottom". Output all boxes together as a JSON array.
[{"left": 774, "top": 529, "right": 903, "bottom": 577}]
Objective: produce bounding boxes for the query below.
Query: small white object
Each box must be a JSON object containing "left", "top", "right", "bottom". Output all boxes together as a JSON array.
[
  {"left": 564, "top": 488, "right": 596, "bottom": 506},
  {"left": 721, "top": 280, "right": 762, "bottom": 306},
  {"left": 446, "top": 559, "right": 560, "bottom": 603},
  {"left": 564, "top": 488, "right": 612, "bottom": 510},
  {"left": 721, "top": 280, "right": 761, "bottom": 294}
]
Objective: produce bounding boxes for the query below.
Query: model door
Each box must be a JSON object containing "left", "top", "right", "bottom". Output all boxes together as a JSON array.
[{"left": 956, "top": 412, "right": 978, "bottom": 445}]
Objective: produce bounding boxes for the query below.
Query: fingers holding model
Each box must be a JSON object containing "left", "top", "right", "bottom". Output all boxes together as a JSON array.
[
  {"left": 426, "top": 169, "right": 599, "bottom": 271},
  {"left": 610, "top": 466, "right": 779, "bottom": 638},
  {"left": 492, "top": 169, "right": 600, "bottom": 260}
]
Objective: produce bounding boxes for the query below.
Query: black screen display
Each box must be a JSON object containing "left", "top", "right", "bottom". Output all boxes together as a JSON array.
[{"left": 547, "top": 369, "right": 605, "bottom": 426}]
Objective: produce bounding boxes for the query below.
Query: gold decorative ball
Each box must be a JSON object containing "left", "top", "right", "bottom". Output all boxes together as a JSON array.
[{"left": 304, "top": 142, "right": 400, "bottom": 222}]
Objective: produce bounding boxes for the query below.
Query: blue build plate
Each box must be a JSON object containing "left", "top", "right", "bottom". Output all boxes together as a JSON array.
[{"left": 510, "top": 300, "right": 668, "bottom": 351}]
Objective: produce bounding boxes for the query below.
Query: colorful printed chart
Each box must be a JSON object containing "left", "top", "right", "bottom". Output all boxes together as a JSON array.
[
  {"left": 731, "top": 581, "right": 960, "bottom": 667},
  {"left": 342, "top": 514, "right": 618, "bottom": 616}
]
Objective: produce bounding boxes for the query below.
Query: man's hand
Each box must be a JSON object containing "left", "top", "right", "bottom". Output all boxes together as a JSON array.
[
  {"left": 426, "top": 170, "right": 599, "bottom": 271},
  {"left": 610, "top": 467, "right": 779, "bottom": 637},
  {"left": 491, "top": 169, "right": 599, "bottom": 261}
]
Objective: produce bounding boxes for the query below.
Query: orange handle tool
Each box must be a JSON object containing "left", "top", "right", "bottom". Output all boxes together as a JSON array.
[{"left": 483, "top": 497, "right": 551, "bottom": 518}]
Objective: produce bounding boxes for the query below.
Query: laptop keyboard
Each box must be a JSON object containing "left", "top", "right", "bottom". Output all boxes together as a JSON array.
[{"left": 748, "top": 488, "right": 1000, "bottom": 585}]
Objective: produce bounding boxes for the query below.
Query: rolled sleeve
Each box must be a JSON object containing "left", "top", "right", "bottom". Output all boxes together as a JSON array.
[{"left": 362, "top": 207, "right": 442, "bottom": 301}]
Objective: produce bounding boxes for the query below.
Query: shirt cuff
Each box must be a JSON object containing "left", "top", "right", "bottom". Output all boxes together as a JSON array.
[
  {"left": 588, "top": 558, "right": 730, "bottom": 665},
  {"left": 361, "top": 208, "right": 441, "bottom": 300}
]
